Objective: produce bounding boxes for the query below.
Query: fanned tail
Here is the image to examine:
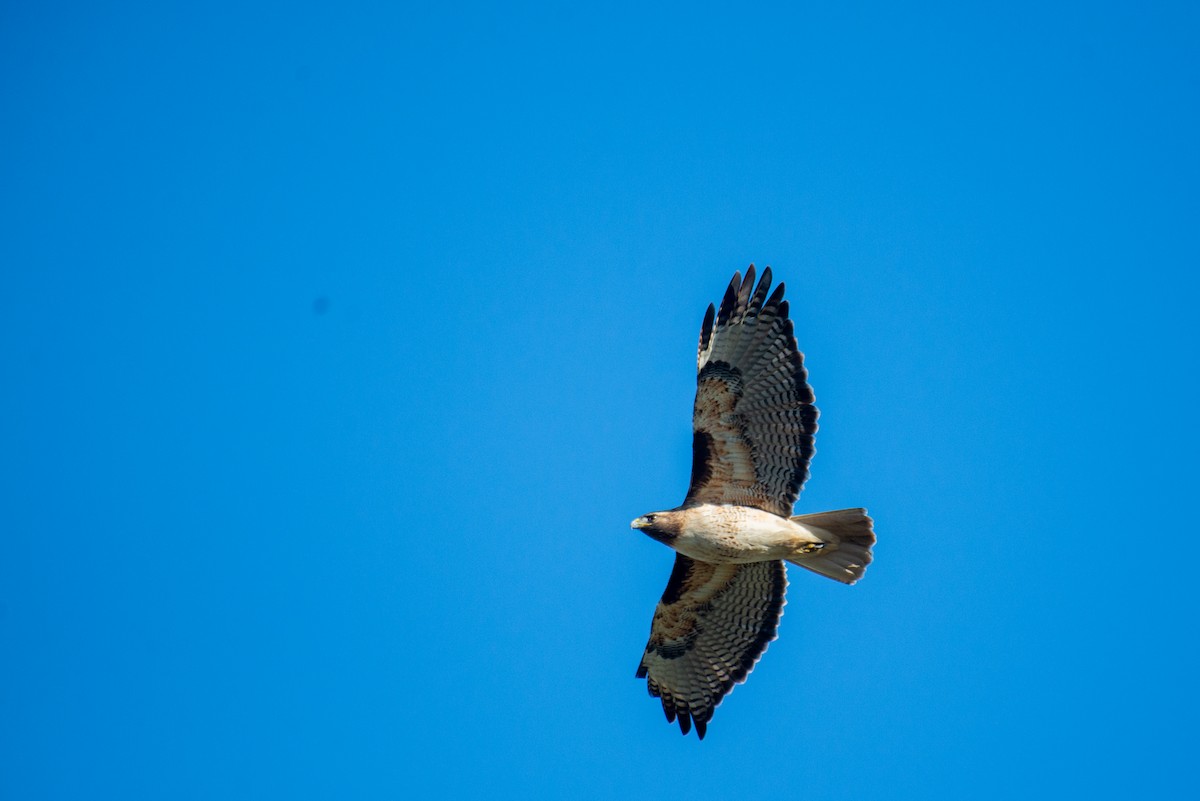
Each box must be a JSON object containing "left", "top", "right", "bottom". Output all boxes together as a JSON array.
[{"left": 787, "top": 508, "right": 875, "bottom": 584}]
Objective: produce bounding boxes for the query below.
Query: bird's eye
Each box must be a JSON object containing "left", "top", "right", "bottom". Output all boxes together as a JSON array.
[{"left": 646, "top": 514, "right": 656, "bottom": 521}]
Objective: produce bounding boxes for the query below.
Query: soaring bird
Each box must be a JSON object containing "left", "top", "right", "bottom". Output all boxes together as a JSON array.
[{"left": 632, "top": 266, "right": 875, "bottom": 739}]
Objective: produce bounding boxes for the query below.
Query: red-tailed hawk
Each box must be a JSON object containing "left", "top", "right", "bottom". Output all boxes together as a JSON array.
[{"left": 632, "top": 266, "right": 875, "bottom": 739}]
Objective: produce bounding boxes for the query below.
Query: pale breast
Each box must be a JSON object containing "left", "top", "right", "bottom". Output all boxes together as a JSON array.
[{"left": 672, "top": 504, "right": 807, "bottom": 564}]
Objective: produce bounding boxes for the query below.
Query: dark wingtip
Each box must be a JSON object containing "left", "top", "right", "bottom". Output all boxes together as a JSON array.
[
  {"left": 635, "top": 663, "right": 648, "bottom": 679},
  {"left": 736, "top": 265, "right": 756, "bottom": 312},
  {"left": 766, "top": 280, "right": 787, "bottom": 310},
  {"left": 698, "top": 303, "right": 716, "bottom": 353},
  {"left": 695, "top": 718, "right": 707, "bottom": 740},
  {"left": 748, "top": 265, "right": 773, "bottom": 314},
  {"left": 678, "top": 712, "right": 692, "bottom": 736},
  {"left": 717, "top": 273, "right": 740, "bottom": 325}
]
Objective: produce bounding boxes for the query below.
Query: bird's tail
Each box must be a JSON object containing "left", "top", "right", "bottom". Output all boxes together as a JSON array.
[{"left": 786, "top": 508, "right": 875, "bottom": 584}]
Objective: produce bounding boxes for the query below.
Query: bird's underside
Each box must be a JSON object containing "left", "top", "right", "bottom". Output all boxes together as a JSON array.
[{"left": 631, "top": 266, "right": 875, "bottom": 739}]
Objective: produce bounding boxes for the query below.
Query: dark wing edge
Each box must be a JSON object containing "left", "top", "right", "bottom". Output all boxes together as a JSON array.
[
  {"left": 635, "top": 555, "right": 788, "bottom": 739},
  {"left": 685, "top": 265, "right": 818, "bottom": 516}
]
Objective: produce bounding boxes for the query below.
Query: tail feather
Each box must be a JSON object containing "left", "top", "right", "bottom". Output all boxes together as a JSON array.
[{"left": 787, "top": 508, "right": 875, "bottom": 584}]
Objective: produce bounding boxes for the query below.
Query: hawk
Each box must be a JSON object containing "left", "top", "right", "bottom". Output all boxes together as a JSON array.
[{"left": 632, "top": 265, "right": 875, "bottom": 739}]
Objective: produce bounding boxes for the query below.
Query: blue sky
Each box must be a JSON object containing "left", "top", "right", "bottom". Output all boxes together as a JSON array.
[{"left": 2, "top": 2, "right": 1197, "bottom": 799}]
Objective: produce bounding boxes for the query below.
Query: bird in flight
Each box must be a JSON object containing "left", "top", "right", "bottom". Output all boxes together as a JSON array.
[{"left": 632, "top": 265, "right": 875, "bottom": 739}]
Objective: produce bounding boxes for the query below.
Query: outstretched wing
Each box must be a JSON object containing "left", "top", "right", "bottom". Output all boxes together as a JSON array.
[
  {"left": 685, "top": 265, "right": 818, "bottom": 518},
  {"left": 635, "top": 555, "right": 787, "bottom": 739}
]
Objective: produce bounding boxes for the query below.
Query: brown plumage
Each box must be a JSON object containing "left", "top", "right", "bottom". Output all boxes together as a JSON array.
[{"left": 631, "top": 266, "right": 876, "bottom": 739}]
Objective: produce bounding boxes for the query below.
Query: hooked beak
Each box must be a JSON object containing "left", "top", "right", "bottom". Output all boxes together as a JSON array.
[{"left": 630, "top": 516, "right": 650, "bottom": 530}]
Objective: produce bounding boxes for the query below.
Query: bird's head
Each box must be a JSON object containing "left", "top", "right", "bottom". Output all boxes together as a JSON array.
[{"left": 630, "top": 510, "right": 682, "bottom": 545}]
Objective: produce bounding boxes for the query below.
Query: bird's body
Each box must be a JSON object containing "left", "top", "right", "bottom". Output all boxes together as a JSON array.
[
  {"left": 631, "top": 266, "right": 876, "bottom": 739},
  {"left": 632, "top": 505, "right": 826, "bottom": 564}
]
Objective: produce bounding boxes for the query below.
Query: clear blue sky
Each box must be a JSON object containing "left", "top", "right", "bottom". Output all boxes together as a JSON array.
[{"left": 2, "top": 2, "right": 1197, "bottom": 799}]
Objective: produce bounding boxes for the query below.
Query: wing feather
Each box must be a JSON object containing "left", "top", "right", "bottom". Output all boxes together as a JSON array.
[
  {"left": 685, "top": 266, "right": 817, "bottom": 517},
  {"left": 636, "top": 555, "right": 787, "bottom": 739}
]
